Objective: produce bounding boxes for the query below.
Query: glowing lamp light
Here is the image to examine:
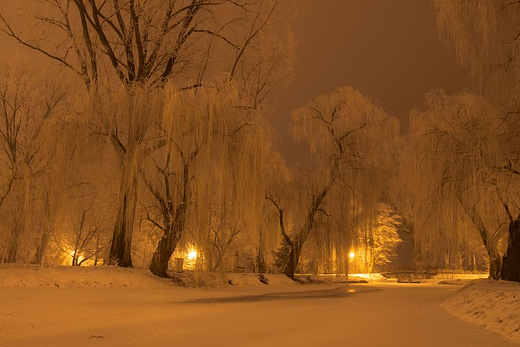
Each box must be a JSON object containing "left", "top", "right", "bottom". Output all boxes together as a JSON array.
[
  {"left": 187, "top": 249, "right": 197, "bottom": 260},
  {"left": 349, "top": 252, "right": 355, "bottom": 259}
]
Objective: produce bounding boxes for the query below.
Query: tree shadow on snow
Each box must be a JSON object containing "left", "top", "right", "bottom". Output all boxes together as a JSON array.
[{"left": 179, "top": 286, "right": 380, "bottom": 304}]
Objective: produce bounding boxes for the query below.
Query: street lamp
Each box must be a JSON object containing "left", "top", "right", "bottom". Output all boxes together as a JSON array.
[{"left": 348, "top": 251, "right": 355, "bottom": 279}]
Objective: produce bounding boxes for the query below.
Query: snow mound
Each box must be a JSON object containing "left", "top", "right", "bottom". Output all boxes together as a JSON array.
[
  {"left": 442, "top": 279, "right": 520, "bottom": 343},
  {"left": 170, "top": 271, "right": 297, "bottom": 287},
  {"left": 0, "top": 265, "right": 172, "bottom": 288},
  {"left": 293, "top": 275, "right": 368, "bottom": 284},
  {"left": 0, "top": 265, "right": 297, "bottom": 288}
]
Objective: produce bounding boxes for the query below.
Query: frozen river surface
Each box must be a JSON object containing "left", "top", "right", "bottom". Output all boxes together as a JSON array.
[{"left": 0, "top": 283, "right": 517, "bottom": 346}]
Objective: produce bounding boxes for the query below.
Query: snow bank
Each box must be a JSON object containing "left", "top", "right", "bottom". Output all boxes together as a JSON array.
[
  {"left": 0, "top": 265, "right": 171, "bottom": 288},
  {"left": 171, "top": 271, "right": 296, "bottom": 287},
  {"left": 225, "top": 273, "right": 297, "bottom": 286},
  {"left": 0, "top": 265, "right": 297, "bottom": 288},
  {"left": 442, "top": 280, "right": 520, "bottom": 343}
]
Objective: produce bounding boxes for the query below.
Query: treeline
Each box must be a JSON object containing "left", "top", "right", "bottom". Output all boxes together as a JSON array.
[{"left": 0, "top": 0, "right": 519, "bottom": 282}]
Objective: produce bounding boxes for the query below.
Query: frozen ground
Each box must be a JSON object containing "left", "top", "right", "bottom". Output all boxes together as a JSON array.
[{"left": 0, "top": 267, "right": 518, "bottom": 346}]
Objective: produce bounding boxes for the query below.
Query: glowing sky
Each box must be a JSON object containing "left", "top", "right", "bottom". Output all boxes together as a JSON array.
[{"left": 273, "top": 0, "right": 467, "bottom": 165}]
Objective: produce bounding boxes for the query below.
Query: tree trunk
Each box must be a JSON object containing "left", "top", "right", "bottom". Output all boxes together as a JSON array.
[
  {"left": 149, "top": 150, "right": 194, "bottom": 277},
  {"left": 108, "top": 152, "right": 138, "bottom": 267},
  {"left": 501, "top": 218, "right": 520, "bottom": 282},
  {"left": 4, "top": 221, "right": 22, "bottom": 263},
  {"left": 5, "top": 236, "right": 18, "bottom": 263},
  {"left": 457, "top": 196, "right": 501, "bottom": 280},
  {"left": 256, "top": 238, "right": 267, "bottom": 274},
  {"left": 284, "top": 187, "right": 329, "bottom": 279},
  {"left": 4, "top": 180, "right": 25, "bottom": 263},
  {"left": 488, "top": 248, "right": 502, "bottom": 280},
  {"left": 149, "top": 204, "right": 186, "bottom": 278},
  {"left": 33, "top": 195, "right": 58, "bottom": 265},
  {"left": 213, "top": 252, "right": 225, "bottom": 272},
  {"left": 284, "top": 235, "right": 304, "bottom": 279},
  {"left": 32, "top": 228, "right": 50, "bottom": 265}
]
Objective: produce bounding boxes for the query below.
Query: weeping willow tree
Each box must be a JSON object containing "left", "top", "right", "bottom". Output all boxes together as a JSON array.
[
  {"left": 266, "top": 87, "right": 399, "bottom": 279},
  {"left": 138, "top": 77, "right": 272, "bottom": 277},
  {"left": 431, "top": 1, "right": 520, "bottom": 281},
  {"left": 406, "top": 90, "right": 518, "bottom": 278},
  {"left": 434, "top": 0, "right": 519, "bottom": 93},
  {"left": 264, "top": 150, "right": 292, "bottom": 272},
  {"left": 1, "top": 0, "right": 295, "bottom": 267}
]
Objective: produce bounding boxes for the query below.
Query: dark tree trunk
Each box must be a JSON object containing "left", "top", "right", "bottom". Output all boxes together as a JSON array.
[
  {"left": 488, "top": 249, "right": 502, "bottom": 280},
  {"left": 457, "top": 196, "right": 501, "bottom": 280},
  {"left": 284, "top": 236, "right": 304, "bottom": 279},
  {"left": 149, "top": 204, "right": 186, "bottom": 278},
  {"left": 108, "top": 155, "right": 138, "bottom": 267},
  {"left": 32, "top": 228, "right": 50, "bottom": 265},
  {"left": 501, "top": 218, "right": 520, "bottom": 282},
  {"left": 4, "top": 185, "right": 25, "bottom": 263},
  {"left": 148, "top": 149, "right": 195, "bottom": 277},
  {"left": 284, "top": 187, "right": 329, "bottom": 279}
]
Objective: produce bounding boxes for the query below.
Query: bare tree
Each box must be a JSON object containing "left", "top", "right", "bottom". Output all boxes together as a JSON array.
[
  {"left": 52, "top": 204, "right": 104, "bottom": 266},
  {"left": 208, "top": 204, "right": 245, "bottom": 272},
  {"left": 0, "top": 58, "right": 65, "bottom": 263},
  {"left": 1, "top": 0, "right": 295, "bottom": 267}
]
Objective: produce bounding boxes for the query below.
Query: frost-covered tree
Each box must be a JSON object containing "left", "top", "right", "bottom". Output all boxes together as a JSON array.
[
  {"left": 0, "top": 59, "right": 66, "bottom": 263},
  {"left": 429, "top": 1, "right": 520, "bottom": 281},
  {"left": 434, "top": 0, "right": 519, "bottom": 94},
  {"left": 139, "top": 78, "right": 272, "bottom": 277},
  {"left": 341, "top": 203, "right": 402, "bottom": 274},
  {"left": 367, "top": 204, "right": 402, "bottom": 272},
  {"left": 267, "top": 87, "right": 399, "bottom": 279},
  {"left": 406, "top": 90, "right": 519, "bottom": 278},
  {"left": 1, "top": 0, "right": 295, "bottom": 267}
]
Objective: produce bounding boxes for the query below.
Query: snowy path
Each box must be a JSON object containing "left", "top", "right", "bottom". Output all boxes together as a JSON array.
[{"left": 0, "top": 283, "right": 517, "bottom": 346}]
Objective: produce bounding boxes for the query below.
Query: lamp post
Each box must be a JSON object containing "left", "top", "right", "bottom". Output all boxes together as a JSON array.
[{"left": 348, "top": 251, "right": 355, "bottom": 280}]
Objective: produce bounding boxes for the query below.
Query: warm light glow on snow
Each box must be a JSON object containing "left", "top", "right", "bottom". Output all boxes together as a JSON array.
[
  {"left": 187, "top": 249, "right": 197, "bottom": 261},
  {"left": 349, "top": 252, "right": 355, "bottom": 259},
  {"left": 67, "top": 249, "right": 84, "bottom": 265}
]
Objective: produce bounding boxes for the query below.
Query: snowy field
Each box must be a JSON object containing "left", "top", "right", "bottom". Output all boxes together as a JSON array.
[{"left": 0, "top": 267, "right": 519, "bottom": 347}]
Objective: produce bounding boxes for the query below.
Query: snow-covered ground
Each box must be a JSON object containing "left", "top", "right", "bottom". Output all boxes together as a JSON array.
[
  {"left": 0, "top": 265, "right": 296, "bottom": 288},
  {"left": 443, "top": 279, "right": 520, "bottom": 343},
  {"left": 0, "top": 266, "right": 518, "bottom": 346},
  {"left": 0, "top": 265, "right": 172, "bottom": 288}
]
